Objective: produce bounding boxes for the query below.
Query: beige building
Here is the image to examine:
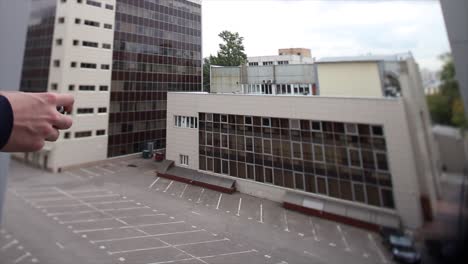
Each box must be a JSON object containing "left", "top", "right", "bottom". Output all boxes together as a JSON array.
[
  {"left": 279, "top": 48, "right": 312, "bottom": 57},
  {"left": 166, "top": 55, "right": 441, "bottom": 230}
]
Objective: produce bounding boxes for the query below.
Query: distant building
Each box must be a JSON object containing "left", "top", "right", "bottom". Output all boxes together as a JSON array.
[
  {"left": 165, "top": 53, "right": 441, "bottom": 230},
  {"left": 247, "top": 48, "right": 314, "bottom": 67},
  {"left": 420, "top": 69, "right": 441, "bottom": 95},
  {"left": 17, "top": 0, "right": 202, "bottom": 171}
]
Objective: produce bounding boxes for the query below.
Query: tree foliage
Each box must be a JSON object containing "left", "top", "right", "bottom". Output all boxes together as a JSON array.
[
  {"left": 427, "top": 53, "right": 466, "bottom": 127},
  {"left": 203, "top": 31, "right": 247, "bottom": 92}
]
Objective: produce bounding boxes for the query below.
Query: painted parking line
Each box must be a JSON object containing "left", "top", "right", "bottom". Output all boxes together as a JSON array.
[
  {"left": 1, "top": 239, "right": 18, "bottom": 250},
  {"left": 179, "top": 184, "right": 188, "bottom": 198},
  {"left": 145, "top": 249, "right": 258, "bottom": 264},
  {"left": 196, "top": 189, "right": 205, "bottom": 204},
  {"left": 163, "top": 181, "right": 174, "bottom": 193},
  {"left": 90, "top": 229, "right": 205, "bottom": 244},
  {"left": 13, "top": 252, "right": 31, "bottom": 263},
  {"left": 29, "top": 194, "right": 120, "bottom": 202},
  {"left": 149, "top": 178, "right": 160, "bottom": 189},
  {"left": 259, "top": 203, "right": 263, "bottom": 223},
  {"left": 61, "top": 189, "right": 110, "bottom": 195},
  {"left": 368, "top": 233, "right": 389, "bottom": 263},
  {"left": 236, "top": 198, "right": 242, "bottom": 216},
  {"left": 215, "top": 193, "right": 222, "bottom": 210},
  {"left": 95, "top": 166, "right": 115, "bottom": 174},
  {"left": 283, "top": 211, "right": 290, "bottom": 232},
  {"left": 80, "top": 168, "right": 101, "bottom": 177},
  {"left": 308, "top": 217, "right": 320, "bottom": 241},
  {"left": 337, "top": 225, "right": 351, "bottom": 251}
]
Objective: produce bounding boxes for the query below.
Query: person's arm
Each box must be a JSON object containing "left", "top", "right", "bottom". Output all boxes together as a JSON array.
[
  {"left": 0, "top": 95, "right": 13, "bottom": 150},
  {"left": 0, "top": 92, "right": 74, "bottom": 152}
]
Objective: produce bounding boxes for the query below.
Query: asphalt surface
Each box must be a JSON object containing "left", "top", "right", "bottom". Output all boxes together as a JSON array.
[{"left": 0, "top": 158, "right": 395, "bottom": 264}]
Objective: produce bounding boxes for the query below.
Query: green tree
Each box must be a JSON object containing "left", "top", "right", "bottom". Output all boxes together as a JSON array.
[
  {"left": 427, "top": 53, "right": 466, "bottom": 127},
  {"left": 203, "top": 31, "right": 247, "bottom": 92}
]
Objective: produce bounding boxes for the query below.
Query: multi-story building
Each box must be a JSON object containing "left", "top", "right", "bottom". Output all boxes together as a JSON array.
[
  {"left": 247, "top": 48, "right": 314, "bottom": 67},
  {"left": 165, "top": 54, "right": 441, "bottom": 230},
  {"left": 17, "top": 0, "right": 202, "bottom": 171}
]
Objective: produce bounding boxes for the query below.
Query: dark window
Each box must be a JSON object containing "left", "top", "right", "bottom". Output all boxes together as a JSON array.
[
  {"left": 84, "top": 20, "right": 100, "bottom": 27},
  {"left": 75, "top": 131, "right": 92, "bottom": 138},
  {"left": 64, "top": 132, "right": 70, "bottom": 139},
  {"left": 81, "top": 63, "right": 97, "bottom": 69},
  {"left": 98, "top": 107, "right": 107, "bottom": 113},
  {"left": 102, "top": 43, "right": 111, "bottom": 49},
  {"left": 73, "top": 40, "right": 80, "bottom": 46},
  {"left": 82, "top": 41, "right": 98, "bottom": 48},
  {"left": 58, "top": 17, "right": 65, "bottom": 24},
  {"left": 96, "top": 130, "right": 106, "bottom": 136},
  {"left": 99, "top": 85, "right": 108, "bottom": 91},
  {"left": 105, "top": 4, "right": 113, "bottom": 10},
  {"left": 75, "top": 18, "right": 81, "bottom": 24},
  {"left": 78, "top": 85, "right": 95, "bottom": 91},
  {"left": 86, "top": 0, "right": 101, "bottom": 7},
  {"left": 56, "top": 39, "right": 63, "bottom": 45},
  {"left": 103, "top": 23, "right": 112, "bottom": 29},
  {"left": 101, "top": 64, "right": 110, "bottom": 70},
  {"left": 53, "top": 60, "right": 60, "bottom": 67},
  {"left": 77, "top": 108, "right": 94, "bottom": 114},
  {"left": 71, "top": 62, "right": 77, "bottom": 68},
  {"left": 68, "top": 85, "right": 75, "bottom": 91}
]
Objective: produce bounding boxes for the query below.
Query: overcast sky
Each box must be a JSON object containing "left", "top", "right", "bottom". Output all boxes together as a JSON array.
[{"left": 202, "top": 0, "right": 451, "bottom": 71}]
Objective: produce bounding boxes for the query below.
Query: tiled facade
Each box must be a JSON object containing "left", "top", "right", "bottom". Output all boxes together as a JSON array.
[
  {"left": 108, "top": 0, "right": 202, "bottom": 157},
  {"left": 198, "top": 113, "right": 395, "bottom": 209}
]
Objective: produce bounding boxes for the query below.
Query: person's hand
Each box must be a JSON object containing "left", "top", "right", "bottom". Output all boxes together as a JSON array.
[{"left": 0, "top": 92, "right": 74, "bottom": 152}]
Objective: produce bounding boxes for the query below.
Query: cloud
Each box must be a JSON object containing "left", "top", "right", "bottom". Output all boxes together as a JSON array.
[{"left": 202, "top": 0, "right": 451, "bottom": 71}]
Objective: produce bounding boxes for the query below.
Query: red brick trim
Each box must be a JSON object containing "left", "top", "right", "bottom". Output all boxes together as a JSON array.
[
  {"left": 283, "top": 202, "right": 380, "bottom": 232},
  {"left": 157, "top": 172, "right": 236, "bottom": 194}
]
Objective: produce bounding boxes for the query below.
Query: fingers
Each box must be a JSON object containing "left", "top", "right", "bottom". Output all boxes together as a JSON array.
[
  {"left": 55, "top": 94, "right": 75, "bottom": 113},
  {"left": 45, "top": 127, "right": 60, "bottom": 142},
  {"left": 52, "top": 113, "right": 73, "bottom": 130}
]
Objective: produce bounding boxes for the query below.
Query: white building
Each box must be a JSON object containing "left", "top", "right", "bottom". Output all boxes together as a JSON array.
[{"left": 165, "top": 54, "right": 441, "bottom": 230}]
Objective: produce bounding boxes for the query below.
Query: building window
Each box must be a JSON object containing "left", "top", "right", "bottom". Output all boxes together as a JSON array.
[
  {"left": 98, "top": 107, "right": 107, "bottom": 113},
  {"left": 105, "top": 4, "right": 114, "bottom": 10},
  {"left": 58, "top": 17, "right": 65, "bottom": 24},
  {"left": 53, "top": 60, "right": 60, "bottom": 67},
  {"left": 198, "top": 112, "right": 394, "bottom": 209},
  {"left": 75, "top": 18, "right": 81, "bottom": 24},
  {"left": 68, "top": 85, "right": 75, "bottom": 91},
  {"left": 84, "top": 19, "right": 100, "bottom": 27},
  {"left": 174, "top": 115, "right": 198, "bottom": 129},
  {"left": 248, "top": 62, "right": 258, "bottom": 66},
  {"left": 77, "top": 108, "right": 94, "bottom": 114},
  {"left": 56, "top": 39, "right": 63, "bottom": 45},
  {"left": 61, "top": 0, "right": 67, "bottom": 3},
  {"left": 99, "top": 85, "right": 109, "bottom": 91},
  {"left": 78, "top": 85, "right": 95, "bottom": 91},
  {"left": 102, "top": 43, "right": 111, "bottom": 49},
  {"left": 50, "top": 83, "right": 58, "bottom": 90},
  {"left": 101, "top": 64, "right": 110, "bottom": 70},
  {"left": 86, "top": 0, "right": 101, "bottom": 7},
  {"left": 262, "top": 61, "right": 273, "bottom": 66},
  {"left": 180, "top": 155, "right": 189, "bottom": 166},
  {"left": 75, "top": 131, "right": 92, "bottom": 138},
  {"left": 278, "top": 61, "right": 289, "bottom": 65},
  {"left": 73, "top": 40, "right": 80, "bottom": 46},
  {"left": 82, "top": 41, "right": 98, "bottom": 48},
  {"left": 103, "top": 23, "right": 112, "bottom": 29},
  {"left": 96, "top": 130, "right": 106, "bottom": 136},
  {"left": 71, "top": 62, "right": 77, "bottom": 68},
  {"left": 77, "top": 0, "right": 83, "bottom": 3},
  {"left": 81, "top": 63, "right": 97, "bottom": 69},
  {"left": 64, "top": 132, "right": 70, "bottom": 139}
]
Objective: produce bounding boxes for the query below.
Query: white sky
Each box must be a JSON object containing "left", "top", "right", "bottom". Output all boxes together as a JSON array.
[{"left": 202, "top": 0, "right": 451, "bottom": 71}]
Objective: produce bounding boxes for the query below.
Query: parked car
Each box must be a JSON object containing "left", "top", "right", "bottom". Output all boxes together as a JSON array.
[{"left": 380, "top": 227, "right": 421, "bottom": 264}]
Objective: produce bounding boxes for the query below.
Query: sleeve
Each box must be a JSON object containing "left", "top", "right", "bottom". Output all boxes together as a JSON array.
[{"left": 0, "top": 95, "right": 14, "bottom": 150}]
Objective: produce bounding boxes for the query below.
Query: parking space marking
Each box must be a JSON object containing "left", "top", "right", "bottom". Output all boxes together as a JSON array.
[
  {"left": 95, "top": 166, "right": 115, "bottom": 174},
  {"left": 29, "top": 194, "right": 119, "bottom": 202},
  {"left": 368, "top": 233, "right": 388, "bottom": 263},
  {"left": 163, "top": 181, "right": 174, "bottom": 193},
  {"left": 215, "top": 194, "right": 222, "bottom": 210},
  {"left": 179, "top": 184, "right": 188, "bottom": 198},
  {"left": 90, "top": 230, "right": 205, "bottom": 244},
  {"left": 1, "top": 239, "right": 18, "bottom": 250},
  {"left": 60, "top": 213, "right": 165, "bottom": 224},
  {"left": 149, "top": 178, "right": 160, "bottom": 189},
  {"left": 63, "top": 189, "right": 110, "bottom": 195},
  {"left": 336, "top": 225, "right": 351, "bottom": 251},
  {"left": 283, "top": 211, "right": 290, "bottom": 232},
  {"left": 259, "top": 203, "right": 263, "bottom": 223},
  {"left": 36, "top": 203, "right": 83, "bottom": 209},
  {"left": 47, "top": 210, "right": 96, "bottom": 216},
  {"left": 236, "top": 198, "right": 242, "bottom": 216},
  {"left": 304, "top": 250, "right": 326, "bottom": 263},
  {"left": 196, "top": 189, "right": 205, "bottom": 204},
  {"left": 13, "top": 252, "right": 31, "bottom": 263},
  {"left": 173, "top": 238, "right": 229, "bottom": 247},
  {"left": 55, "top": 242, "right": 65, "bottom": 249},
  {"left": 109, "top": 245, "right": 171, "bottom": 255},
  {"left": 308, "top": 217, "right": 319, "bottom": 241},
  {"left": 80, "top": 168, "right": 101, "bottom": 177},
  {"left": 191, "top": 211, "right": 201, "bottom": 216}
]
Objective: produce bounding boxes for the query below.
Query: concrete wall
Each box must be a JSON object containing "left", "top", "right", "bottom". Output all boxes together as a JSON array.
[
  {"left": 433, "top": 127, "right": 466, "bottom": 173},
  {"left": 166, "top": 92, "right": 425, "bottom": 229},
  {"left": 317, "top": 62, "right": 383, "bottom": 97},
  {"left": 210, "top": 66, "right": 241, "bottom": 94}
]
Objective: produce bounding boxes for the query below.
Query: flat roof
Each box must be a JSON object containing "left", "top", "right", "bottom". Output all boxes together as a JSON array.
[{"left": 317, "top": 53, "right": 412, "bottom": 64}]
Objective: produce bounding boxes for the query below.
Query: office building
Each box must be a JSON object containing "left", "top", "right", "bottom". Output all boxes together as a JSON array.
[
  {"left": 247, "top": 48, "right": 314, "bottom": 67},
  {"left": 17, "top": 0, "right": 202, "bottom": 170},
  {"left": 165, "top": 54, "right": 441, "bottom": 230}
]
